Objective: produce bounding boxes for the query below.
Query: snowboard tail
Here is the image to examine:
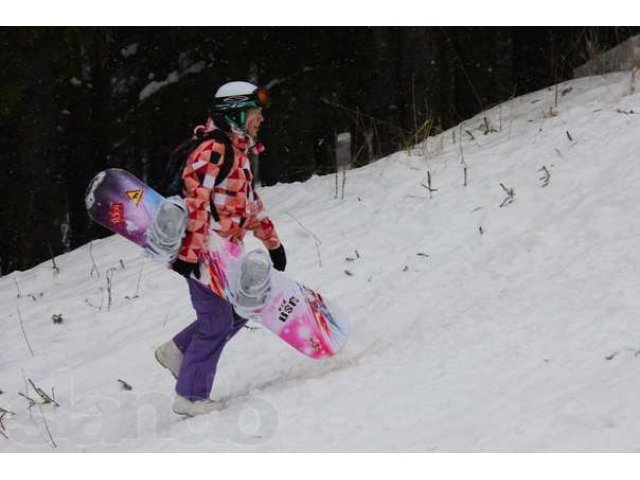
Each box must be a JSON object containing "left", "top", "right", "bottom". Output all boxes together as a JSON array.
[{"left": 85, "top": 169, "right": 164, "bottom": 250}]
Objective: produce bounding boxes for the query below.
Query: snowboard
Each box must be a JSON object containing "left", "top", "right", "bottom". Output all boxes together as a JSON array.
[{"left": 85, "top": 168, "right": 350, "bottom": 359}]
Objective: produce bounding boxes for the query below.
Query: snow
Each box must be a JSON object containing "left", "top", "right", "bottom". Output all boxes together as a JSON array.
[
  {"left": 2, "top": 71, "right": 640, "bottom": 452},
  {"left": 139, "top": 62, "right": 206, "bottom": 102},
  {"left": 139, "top": 72, "right": 180, "bottom": 102},
  {"left": 121, "top": 43, "right": 139, "bottom": 58}
]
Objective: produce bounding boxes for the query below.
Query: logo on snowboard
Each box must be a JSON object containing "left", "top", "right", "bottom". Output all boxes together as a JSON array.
[
  {"left": 109, "top": 203, "right": 125, "bottom": 225},
  {"left": 125, "top": 189, "right": 144, "bottom": 206},
  {"left": 278, "top": 296, "right": 300, "bottom": 323}
]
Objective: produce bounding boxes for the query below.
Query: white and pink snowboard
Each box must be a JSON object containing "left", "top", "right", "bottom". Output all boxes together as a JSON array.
[{"left": 86, "top": 168, "right": 350, "bottom": 359}]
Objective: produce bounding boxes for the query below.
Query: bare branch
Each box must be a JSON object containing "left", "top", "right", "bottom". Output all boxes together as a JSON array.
[
  {"left": 106, "top": 268, "right": 116, "bottom": 311},
  {"left": 125, "top": 266, "right": 144, "bottom": 300},
  {"left": 36, "top": 403, "right": 57, "bottom": 449},
  {"left": 17, "top": 308, "right": 35, "bottom": 357},
  {"left": 13, "top": 278, "right": 22, "bottom": 298},
  {"left": 615, "top": 108, "right": 639, "bottom": 115},
  {"left": 0, "top": 412, "right": 8, "bottom": 439},
  {"left": 0, "top": 418, "right": 7, "bottom": 433},
  {"left": 18, "top": 392, "right": 37, "bottom": 409},
  {"left": 459, "top": 124, "right": 468, "bottom": 187},
  {"left": 499, "top": 183, "right": 515, "bottom": 208},
  {"left": 85, "top": 286, "right": 106, "bottom": 312},
  {"left": 286, "top": 212, "right": 322, "bottom": 268},
  {"left": 345, "top": 250, "right": 360, "bottom": 262},
  {"left": 420, "top": 171, "right": 438, "bottom": 199},
  {"left": 538, "top": 166, "right": 551, "bottom": 188},
  {"left": 482, "top": 117, "right": 497, "bottom": 135},
  {"left": 554, "top": 148, "right": 566, "bottom": 160},
  {"left": 89, "top": 241, "right": 101, "bottom": 278},
  {"left": 48, "top": 244, "right": 60, "bottom": 276},
  {"left": 117, "top": 379, "right": 133, "bottom": 391},
  {"left": 28, "top": 379, "right": 60, "bottom": 407}
]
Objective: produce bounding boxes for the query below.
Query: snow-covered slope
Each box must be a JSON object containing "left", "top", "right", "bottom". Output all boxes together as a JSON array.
[{"left": 2, "top": 71, "right": 640, "bottom": 452}]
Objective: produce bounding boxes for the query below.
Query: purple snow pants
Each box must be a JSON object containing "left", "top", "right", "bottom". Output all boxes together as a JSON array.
[{"left": 172, "top": 278, "right": 247, "bottom": 400}]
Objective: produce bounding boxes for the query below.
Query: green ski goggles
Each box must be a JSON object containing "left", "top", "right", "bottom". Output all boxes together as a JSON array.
[{"left": 213, "top": 86, "right": 270, "bottom": 113}]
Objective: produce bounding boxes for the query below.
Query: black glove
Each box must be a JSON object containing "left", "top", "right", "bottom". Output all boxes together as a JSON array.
[
  {"left": 269, "top": 245, "right": 287, "bottom": 272},
  {"left": 172, "top": 258, "right": 200, "bottom": 279}
]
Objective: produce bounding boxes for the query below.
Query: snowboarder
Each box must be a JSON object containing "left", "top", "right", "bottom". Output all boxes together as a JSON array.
[{"left": 155, "top": 81, "right": 287, "bottom": 416}]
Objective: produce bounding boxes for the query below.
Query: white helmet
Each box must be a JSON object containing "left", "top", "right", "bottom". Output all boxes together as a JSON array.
[
  {"left": 213, "top": 81, "right": 269, "bottom": 113},
  {"left": 215, "top": 81, "right": 258, "bottom": 98}
]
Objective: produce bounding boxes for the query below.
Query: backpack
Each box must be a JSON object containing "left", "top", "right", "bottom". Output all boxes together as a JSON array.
[{"left": 162, "top": 128, "right": 234, "bottom": 197}]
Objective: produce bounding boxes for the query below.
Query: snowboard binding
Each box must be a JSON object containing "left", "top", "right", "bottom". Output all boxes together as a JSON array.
[
  {"left": 233, "top": 249, "right": 273, "bottom": 319},
  {"left": 145, "top": 196, "right": 188, "bottom": 263}
]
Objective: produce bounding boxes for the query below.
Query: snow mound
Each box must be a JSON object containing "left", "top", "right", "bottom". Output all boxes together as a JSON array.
[{"left": 2, "top": 71, "right": 640, "bottom": 452}]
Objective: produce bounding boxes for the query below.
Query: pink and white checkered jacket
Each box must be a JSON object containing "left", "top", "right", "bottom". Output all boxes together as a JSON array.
[{"left": 177, "top": 119, "right": 280, "bottom": 264}]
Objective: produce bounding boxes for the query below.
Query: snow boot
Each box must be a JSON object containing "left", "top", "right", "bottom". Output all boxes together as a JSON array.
[
  {"left": 154, "top": 339, "right": 183, "bottom": 379},
  {"left": 172, "top": 394, "right": 222, "bottom": 416}
]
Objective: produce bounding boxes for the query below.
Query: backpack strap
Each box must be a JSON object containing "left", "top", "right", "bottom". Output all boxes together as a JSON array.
[
  {"left": 204, "top": 129, "right": 234, "bottom": 187},
  {"left": 164, "top": 126, "right": 237, "bottom": 198},
  {"left": 195, "top": 129, "right": 235, "bottom": 224},
  {"left": 163, "top": 136, "right": 203, "bottom": 196}
]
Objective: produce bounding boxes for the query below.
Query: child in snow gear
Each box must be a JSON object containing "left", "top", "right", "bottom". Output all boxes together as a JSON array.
[{"left": 156, "top": 80, "right": 286, "bottom": 416}]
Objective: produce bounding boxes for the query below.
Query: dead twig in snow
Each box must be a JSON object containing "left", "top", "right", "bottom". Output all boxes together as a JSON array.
[
  {"left": 18, "top": 392, "right": 37, "bottom": 409},
  {"left": 420, "top": 171, "right": 438, "bottom": 199},
  {"left": 0, "top": 412, "right": 9, "bottom": 439},
  {"left": 499, "top": 183, "right": 515, "bottom": 208},
  {"left": 286, "top": 212, "right": 323, "bottom": 267},
  {"left": 539, "top": 166, "right": 551, "bottom": 188},
  {"left": 459, "top": 124, "right": 468, "bottom": 187},
  {"left": 106, "top": 268, "right": 116, "bottom": 311},
  {"left": 89, "top": 241, "right": 101, "bottom": 278},
  {"left": 17, "top": 308, "right": 35, "bottom": 357},
  {"left": 482, "top": 117, "right": 497, "bottom": 135},
  {"left": 13, "top": 278, "right": 22, "bottom": 298},
  {"left": 36, "top": 403, "right": 57, "bottom": 449},
  {"left": 0, "top": 407, "right": 15, "bottom": 439},
  {"left": 117, "top": 379, "right": 133, "bottom": 391},
  {"left": 28, "top": 379, "right": 60, "bottom": 407},
  {"left": 48, "top": 244, "right": 60, "bottom": 276},
  {"left": 345, "top": 250, "right": 360, "bottom": 262}
]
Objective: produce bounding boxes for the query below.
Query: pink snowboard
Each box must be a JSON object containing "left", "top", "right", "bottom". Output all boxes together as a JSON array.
[
  {"left": 202, "top": 232, "right": 350, "bottom": 359},
  {"left": 86, "top": 168, "right": 350, "bottom": 359}
]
